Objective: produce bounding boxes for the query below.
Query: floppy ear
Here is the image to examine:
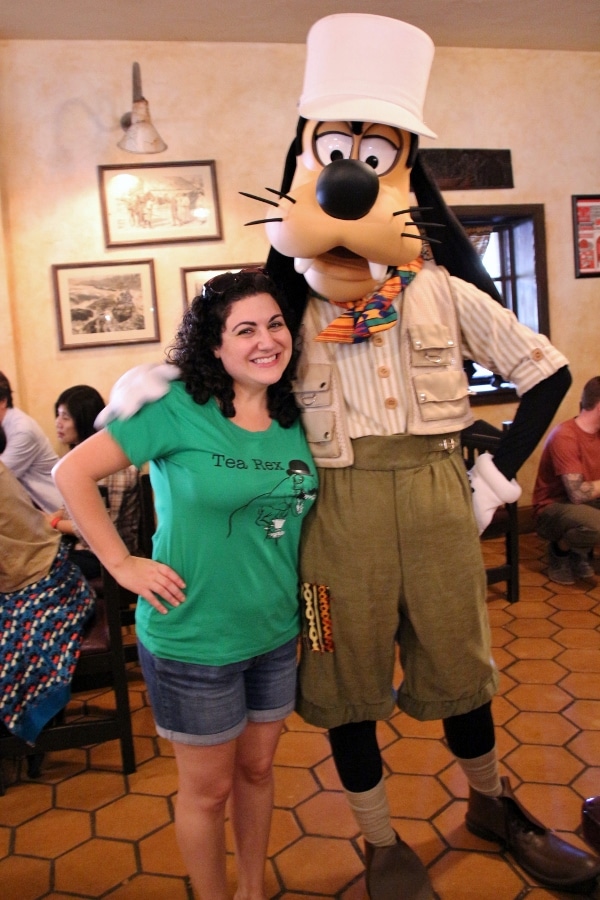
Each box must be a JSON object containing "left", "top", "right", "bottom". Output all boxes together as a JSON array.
[
  {"left": 410, "top": 152, "right": 503, "bottom": 302},
  {"left": 266, "top": 118, "right": 311, "bottom": 333}
]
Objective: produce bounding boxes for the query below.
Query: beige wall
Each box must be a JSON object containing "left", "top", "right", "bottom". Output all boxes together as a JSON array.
[{"left": 0, "top": 39, "right": 598, "bottom": 502}]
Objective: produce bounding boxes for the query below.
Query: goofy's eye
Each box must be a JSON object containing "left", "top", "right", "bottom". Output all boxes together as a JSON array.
[
  {"left": 358, "top": 135, "right": 400, "bottom": 175},
  {"left": 314, "top": 131, "right": 354, "bottom": 166}
]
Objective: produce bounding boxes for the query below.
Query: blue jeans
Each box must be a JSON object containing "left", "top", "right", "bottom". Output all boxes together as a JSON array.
[{"left": 138, "top": 637, "right": 298, "bottom": 746}]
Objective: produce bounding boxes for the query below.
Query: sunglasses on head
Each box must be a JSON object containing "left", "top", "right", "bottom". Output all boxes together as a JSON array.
[{"left": 201, "top": 266, "right": 267, "bottom": 299}]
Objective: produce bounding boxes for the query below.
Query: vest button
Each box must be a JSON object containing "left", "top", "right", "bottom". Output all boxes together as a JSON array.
[
  {"left": 384, "top": 397, "right": 398, "bottom": 409},
  {"left": 373, "top": 335, "right": 384, "bottom": 347},
  {"left": 378, "top": 366, "right": 390, "bottom": 378}
]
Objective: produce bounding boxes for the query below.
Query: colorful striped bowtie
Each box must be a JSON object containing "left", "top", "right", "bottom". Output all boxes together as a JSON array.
[{"left": 315, "top": 257, "right": 424, "bottom": 344}]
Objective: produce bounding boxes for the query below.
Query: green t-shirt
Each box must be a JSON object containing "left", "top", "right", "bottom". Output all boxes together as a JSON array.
[{"left": 107, "top": 381, "right": 318, "bottom": 666}]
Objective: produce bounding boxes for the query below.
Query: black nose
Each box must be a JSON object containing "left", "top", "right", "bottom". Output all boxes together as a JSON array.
[{"left": 315, "top": 159, "right": 379, "bottom": 221}]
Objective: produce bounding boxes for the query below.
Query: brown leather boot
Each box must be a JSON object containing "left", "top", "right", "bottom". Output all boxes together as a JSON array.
[
  {"left": 364, "top": 833, "right": 434, "bottom": 899},
  {"left": 466, "top": 776, "right": 600, "bottom": 893}
]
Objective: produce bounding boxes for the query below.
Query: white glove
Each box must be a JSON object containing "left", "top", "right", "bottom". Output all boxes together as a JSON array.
[
  {"left": 467, "top": 451, "right": 521, "bottom": 535},
  {"left": 95, "top": 363, "right": 182, "bottom": 428}
]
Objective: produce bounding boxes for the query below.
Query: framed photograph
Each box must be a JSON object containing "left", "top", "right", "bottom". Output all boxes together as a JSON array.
[
  {"left": 52, "top": 259, "right": 160, "bottom": 350},
  {"left": 572, "top": 195, "right": 600, "bottom": 277},
  {"left": 98, "top": 160, "right": 222, "bottom": 248},
  {"left": 181, "top": 263, "right": 263, "bottom": 307}
]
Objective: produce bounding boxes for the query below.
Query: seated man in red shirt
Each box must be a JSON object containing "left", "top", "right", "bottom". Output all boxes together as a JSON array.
[{"left": 533, "top": 375, "right": 600, "bottom": 585}]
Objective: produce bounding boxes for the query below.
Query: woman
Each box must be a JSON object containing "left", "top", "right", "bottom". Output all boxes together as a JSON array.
[
  {"left": 54, "top": 269, "right": 318, "bottom": 900},
  {"left": 51, "top": 384, "right": 141, "bottom": 579},
  {"left": 0, "top": 424, "right": 94, "bottom": 747}
]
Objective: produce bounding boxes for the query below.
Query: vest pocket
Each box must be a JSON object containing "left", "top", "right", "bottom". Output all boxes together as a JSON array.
[
  {"left": 413, "top": 370, "right": 470, "bottom": 421},
  {"left": 409, "top": 324, "right": 456, "bottom": 367},
  {"left": 300, "top": 409, "right": 341, "bottom": 458},
  {"left": 293, "top": 364, "right": 332, "bottom": 408}
]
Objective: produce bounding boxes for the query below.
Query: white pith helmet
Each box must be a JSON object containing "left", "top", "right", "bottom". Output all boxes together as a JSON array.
[{"left": 298, "top": 13, "right": 437, "bottom": 139}]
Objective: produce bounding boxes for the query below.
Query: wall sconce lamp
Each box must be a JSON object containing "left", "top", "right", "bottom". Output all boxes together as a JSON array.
[{"left": 118, "top": 62, "right": 167, "bottom": 154}]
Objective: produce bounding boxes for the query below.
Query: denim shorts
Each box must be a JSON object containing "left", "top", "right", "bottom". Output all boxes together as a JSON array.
[{"left": 138, "top": 637, "right": 298, "bottom": 746}]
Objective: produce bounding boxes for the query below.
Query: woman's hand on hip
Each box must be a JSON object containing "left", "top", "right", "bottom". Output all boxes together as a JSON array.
[{"left": 111, "top": 555, "right": 186, "bottom": 615}]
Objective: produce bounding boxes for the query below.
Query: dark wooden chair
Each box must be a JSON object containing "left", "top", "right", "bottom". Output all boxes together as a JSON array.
[
  {"left": 115, "top": 472, "right": 156, "bottom": 662},
  {"left": 461, "top": 419, "right": 520, "bottom": 604},
  {"left": 0, "top": 566, "right": 136, "bottom": 792},
  {"left": 138, "top": 471, "right": 156, "bottom": 560}
]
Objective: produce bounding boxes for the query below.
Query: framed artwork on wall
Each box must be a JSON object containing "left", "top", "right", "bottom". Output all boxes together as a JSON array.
[
  {"left": 52, "top": 259, "right": 160, "bottom": 350},
  {"left": 181, "top": 263, "right": 263, "bottom": 307},
  {"left": 98, "top": 160, "right": 223, "bottom": 248},
  {"left": 572, "top": 195, "right": 600, "bottom": 278}
]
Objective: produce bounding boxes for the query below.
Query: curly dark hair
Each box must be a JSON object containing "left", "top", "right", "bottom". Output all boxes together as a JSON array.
[
  {"left": 166, "top": 270, "right": 300, "bottom": 428},
  {"left": 54, "top": 384, "right": 105, "bottom": 447}
]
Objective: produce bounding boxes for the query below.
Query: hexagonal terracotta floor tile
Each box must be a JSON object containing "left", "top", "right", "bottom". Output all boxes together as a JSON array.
[
  {"left": 296, "top": 790, "right": 359, "bottom": 839},
  {"left": 429, "top": 847, "right": 526, "bottom": 899},
  {"left": 383, "top": 736, "right": 453, "bottom": 776},
  {"left": 504, "top": 636, "right": 561, "bottom": 660},
  {"left": 565, "top": 699, "right": 600, "bottom": 730},
  {"left": 549, "top": 593, "right": 597, "bottom": 611},
  {"left": 558, "top": 648, "right": 600, "bottom": 674},
  {"left": 391, "top": 815, "right": 445, "bottom": 865},
  {"left": 569, "top": 731, "right": 600, "bottom": 768},
  {"left": 506, "top": 682, "right": 571, "bottom": 712},
  {"left": 504, "top": 618, "right": 559, "bottom": 639},
  {"left": 267, "top": 807, "right": 303, "bottom": 856},
  {"left": 311, "top": 755, "right": 343, "bottom": 792},
  {"left": 102, "top": 872, "right": 190, "bottom": 899},
  {"left": 55, "top": 769, "right": 128, "bottom": 812},
  {"left": 0, "top": 781, "right": 54, "bottom": 827},
  {"left": 555, "top": 627, "right": 600, "bottom": 650},
  {"left": 54, "top": 837, "right": 137, "bottom": 895},
  {"left": 505, "top": 710, "right": 578, "bottom": 745},
  {"left": 551, "top": 609, "right": 600, "bottom": 629},
  {"left": 386, "top": 772, "right": 450, "bottom": 819},
  {"left": 504, "top": 744, "right": 584, "bottom": 784},
  {"left": 506, "top": 659, "right": 567, "bottom": 685},
  {"left": 274, "top": 730, "right": 331, "bottom": 768},
  {"left": 390, "top": 713, "right": 444, "bottom": 740},
  {"left": 138, "top": 821, "right": 187, "bottom": 877},
  {"left": 0, "top": 854, "right": 51, "bottom": 900},
  {"left": 561, "top": 672, "right": 600, "bottom": 700},
  {"left": 274, "top": 762, "right": 319, "bottom": 808},
  {"left": 126, "top": 756, "right": 178, "bottom": 796},
  {"left": 274, "top": 835, "right": 363, "bottom": 895},
  {"left": 489, "top": 693, "right": 519, "bottom": 726},
  {"left": 95, "top": 793, "right": 171, "bottom": 840},
  {"left": 14, "top": 808, "right": 91, "bottom": 857}
]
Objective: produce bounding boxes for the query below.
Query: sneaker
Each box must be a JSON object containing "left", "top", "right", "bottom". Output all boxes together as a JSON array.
[
  {"left": 571, "top": 551, "right": 597, "bottom": 585},
  {"left": 548, "top": 547, "right": 575, "bottom": 585}
]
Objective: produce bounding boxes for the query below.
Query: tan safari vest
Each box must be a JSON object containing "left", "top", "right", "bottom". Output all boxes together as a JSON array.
[{"left": 293, "top": 263, "right": 474, "bottom": 467}]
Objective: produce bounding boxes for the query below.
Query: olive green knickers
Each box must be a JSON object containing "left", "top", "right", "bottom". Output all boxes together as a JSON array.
[{"left": 297, "top": 433, "right": 499, "bottom": 728}]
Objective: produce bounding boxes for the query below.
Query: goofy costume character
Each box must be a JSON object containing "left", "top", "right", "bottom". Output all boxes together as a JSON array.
[{"left": 100, "top": 13, "right": 600, "bottom": 898}]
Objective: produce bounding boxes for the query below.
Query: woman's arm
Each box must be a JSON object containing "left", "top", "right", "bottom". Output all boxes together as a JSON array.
[{"left": 53, "top": 430, "right": 185, "bottom": 614}]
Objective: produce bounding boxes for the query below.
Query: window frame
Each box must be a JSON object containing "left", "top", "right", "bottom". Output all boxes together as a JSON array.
[{"left": 452, "top": 203, "right": 550, "bottom": 405}]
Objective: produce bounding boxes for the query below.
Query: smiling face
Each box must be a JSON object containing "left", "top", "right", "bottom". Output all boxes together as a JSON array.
[
  {"left": 213, "top": 293, "right": 293, "bottom": 396},
  {"left": 265, "top": 119, "right": 422, "bottom": 303}
]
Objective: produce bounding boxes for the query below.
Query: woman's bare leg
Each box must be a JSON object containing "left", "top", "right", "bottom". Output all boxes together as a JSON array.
[
  {"left": 231, "top": 719, "right": 285, "bottom": 900},
  {"left": 173, "top": 738, "right": 237, "bottom": 900}
]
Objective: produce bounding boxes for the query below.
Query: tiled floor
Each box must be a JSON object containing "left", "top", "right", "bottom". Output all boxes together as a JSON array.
[{"left": 2, "top": 532, "right": 600, "bottom": 899}]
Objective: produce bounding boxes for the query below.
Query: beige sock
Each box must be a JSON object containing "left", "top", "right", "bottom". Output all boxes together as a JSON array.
[
  {"left": 456, "top": 747, "right": 502, "bottom": 797},
  {"left": 344, "top": 777, "right": 397, "bottom": 847}
]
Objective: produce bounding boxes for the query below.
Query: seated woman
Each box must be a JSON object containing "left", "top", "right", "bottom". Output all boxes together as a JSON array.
[
  {"left": 0, "top": 424, "right": 95, "bottom": 745},
  {"left": 50, "top": 385, "right": 142, "bottom": 580}
]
